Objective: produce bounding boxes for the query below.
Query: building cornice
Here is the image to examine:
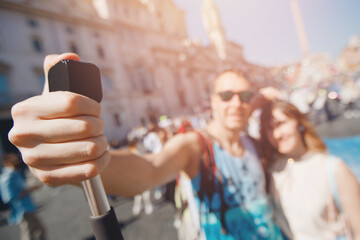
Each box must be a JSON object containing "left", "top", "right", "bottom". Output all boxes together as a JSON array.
[
  {"left": 113, "top": 19, "right": 185, "bottom": 40},
  {"left": 0, "top": 1, "right": 114, "bottom": 31}
]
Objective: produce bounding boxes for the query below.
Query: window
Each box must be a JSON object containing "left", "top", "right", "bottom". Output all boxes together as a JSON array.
[
  {"left": 0, "top": 73, "right": 10, "bottom": 104},
  {"left": 38, "top": 74, "right": 45, "bottom": 89},
  {"left": 175, "top": 76, "right": 186, "bottom": 107},
  {"left": 31, "top": 36, "right": 44, "bottom": 53},
  {"left": 134, "top": 65, "right": 155, "bottom": 94},
  {"left": 177, "top": 89, "right": 186, "bottom": 107},
  {"left": 97, "top": 45, "right": 105, "bottom": 59},
  {"left": 128, "top": 70, "right": 138, "bottom": 90},
  {"left": 27, "top": 18, "right": 39, "bottom": 28},
  {"left": 0, "top": 31, "right": 3, "bottom": 52},
  {"left": 69, "top": 42, "right": 78, "bottom": 54},
  {"left": 123, "top": 6, "right": 130, "bottom": 17},
  {"left": 113, "top": 113, "right": 121, "bottom": 127},
  {"left": 66, "top": 26, "right": 74, "bottom": 34},
  {"left": 33, "top": 67, "right": 45, "bottom": 93}
]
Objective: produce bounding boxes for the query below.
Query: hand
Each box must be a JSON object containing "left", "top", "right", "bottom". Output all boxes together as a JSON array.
[
  {"left": 259, "top": 87, "right": 281, "bottom": 101},
  {"left": 8, "top": 53, "right": 111, "bottom": 186},
  {"left": 250, "top": 87, "right": 281, "bottom": 112}
]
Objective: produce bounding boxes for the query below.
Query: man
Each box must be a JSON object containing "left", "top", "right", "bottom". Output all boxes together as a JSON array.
[
  {"left": 9, "top": 53, "right": 285, "bottom": 239},
  {"left": 0, "top": 153, "right": 46, "bottom": 240}
]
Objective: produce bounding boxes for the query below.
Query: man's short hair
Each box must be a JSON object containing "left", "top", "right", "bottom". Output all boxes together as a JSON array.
[{"left": 212, "top": 69, "right": 251, "bottom": 91}]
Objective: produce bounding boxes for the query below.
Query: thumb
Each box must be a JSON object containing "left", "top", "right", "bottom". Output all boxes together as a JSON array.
[{"left": 42, "top": 52, "right": 80, "bottom": 94}]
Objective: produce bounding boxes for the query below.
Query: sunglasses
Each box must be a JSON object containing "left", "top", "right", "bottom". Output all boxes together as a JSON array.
[{"left": 216, "top": 91, "right": 254, "bottom": 103}]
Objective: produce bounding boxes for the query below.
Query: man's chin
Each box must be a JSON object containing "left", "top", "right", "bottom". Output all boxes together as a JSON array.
[{"left": 226, "top": 122, "right": 245, "bottom": 132}]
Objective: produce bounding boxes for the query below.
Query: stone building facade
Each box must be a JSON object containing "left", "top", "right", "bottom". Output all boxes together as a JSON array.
[{"left": 0, "top": 0, "right": 272, "bottom": 155}]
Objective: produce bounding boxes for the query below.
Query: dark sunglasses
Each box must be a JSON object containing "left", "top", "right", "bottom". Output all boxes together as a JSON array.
[{"left": 217, "top": 91, "right": 254, "bottom": 103}]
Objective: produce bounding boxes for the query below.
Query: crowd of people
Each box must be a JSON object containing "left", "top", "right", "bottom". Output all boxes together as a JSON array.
[{"left": 2, "top": 52, "right": 360, "bottom": 239}]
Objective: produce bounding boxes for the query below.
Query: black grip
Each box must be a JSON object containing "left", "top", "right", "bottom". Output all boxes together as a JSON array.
[
  {"left": 48, "top": 59, "right": 103, "bottom": 102},
  {"left": 90, "top": 207, "right": 124, "bottom": 240}
]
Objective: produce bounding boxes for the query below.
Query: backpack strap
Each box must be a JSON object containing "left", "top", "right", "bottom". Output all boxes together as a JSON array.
[
  {"left": 194, "top": 131, "right": 216, "bottom": 203},
  {"left": 194, "top": 130, "right": 228, "bottom": 234},
  {"left": 195, "top": 131, "right": 217, "bottom": 176}
]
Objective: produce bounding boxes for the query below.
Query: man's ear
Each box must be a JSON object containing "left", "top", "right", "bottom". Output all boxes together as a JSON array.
[
  {"left": 42, "top": 53, "right": 80, "bottom": 94},
  {"left": 210, "top": 94, "right": 217, "bottom": 119}
]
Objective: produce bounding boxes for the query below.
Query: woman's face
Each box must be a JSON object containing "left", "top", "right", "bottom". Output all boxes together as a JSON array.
[{"left": 267, "top": 108, "right": 305, "bottom": 156}]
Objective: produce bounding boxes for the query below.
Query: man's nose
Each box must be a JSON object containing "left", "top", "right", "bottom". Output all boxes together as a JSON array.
[{"left": 230, "top": 94, "right": 242, "bottom": 106}]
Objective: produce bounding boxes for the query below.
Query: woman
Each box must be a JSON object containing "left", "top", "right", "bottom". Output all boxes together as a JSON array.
[{"left": 259, "top": 100, "right": 360, "bottom": 240}]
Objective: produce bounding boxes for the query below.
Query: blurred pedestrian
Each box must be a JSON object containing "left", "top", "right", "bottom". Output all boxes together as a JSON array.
[
  {"left": 126, "top": 127, "right": 154, "bottom": 215},
  {"left": 143, "top": 121, "right": 174, "bottom": 203},
  {"left": 0, "top": 153, "right": 46, "bottom": 240}
]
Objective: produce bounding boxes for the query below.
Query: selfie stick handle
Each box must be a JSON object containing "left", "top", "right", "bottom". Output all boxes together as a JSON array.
[
  {"left": 82, "top": 177, "right": 124, "bottom": 240},
  {"left": 48, "top": 59, "right": 124, "bottom": 240},
  {"left": 81, "top": 176, "right": 110, "bottom": 216}
]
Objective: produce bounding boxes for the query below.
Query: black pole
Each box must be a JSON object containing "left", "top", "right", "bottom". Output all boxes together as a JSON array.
[{"left": 90, "top": 207, "right": 124, "bottom": 240}]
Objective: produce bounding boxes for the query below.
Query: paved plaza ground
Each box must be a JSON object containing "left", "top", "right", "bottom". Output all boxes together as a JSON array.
[{"left": 1, "top": 108, "right": 360, "bottom": 240}]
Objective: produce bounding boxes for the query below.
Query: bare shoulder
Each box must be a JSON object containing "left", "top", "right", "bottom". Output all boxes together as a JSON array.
[
  {"left": 334, "top": 158, "right": 359, "bottom": 190},
  {"left": 163, "top": 131, "right": 203, "bottom": 177},
  {"left": 334, "top": 159, "right": 355, "bottom": 179},
  {"left": 161, "top": 131, "right": 200, "bottom": 153},
  {"left": 166, "top": 131, "right": 200, "bottom": 145}
]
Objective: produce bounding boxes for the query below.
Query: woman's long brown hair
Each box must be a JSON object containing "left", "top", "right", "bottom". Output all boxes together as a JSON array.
[{"left": 259, "top": 100, "right": 327, "bottom": 170}]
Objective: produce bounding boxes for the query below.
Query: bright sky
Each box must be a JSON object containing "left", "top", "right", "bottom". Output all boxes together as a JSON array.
[{"left": 172, "top": 0, "right": 360, "bottom": 67}]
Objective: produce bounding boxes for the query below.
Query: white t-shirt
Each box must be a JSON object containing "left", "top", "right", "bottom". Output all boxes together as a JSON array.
[{"left": 270, "top": 152, "right": 347, "bottom": 240}]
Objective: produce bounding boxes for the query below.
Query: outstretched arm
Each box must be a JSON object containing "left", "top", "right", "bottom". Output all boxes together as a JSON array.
[
  {"left": 8, "top": 53, "right": 202, "bottom": 196},
  {"left": 335, "top": 160, "right": 360, "bottom": 239},
  {"left": 102, "top": 132, "right": 202, "bottom": 196}
]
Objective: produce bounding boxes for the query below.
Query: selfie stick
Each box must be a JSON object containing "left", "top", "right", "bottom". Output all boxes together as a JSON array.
[{"left": 48, "top": 59, "right": 124, "bottom": 240}]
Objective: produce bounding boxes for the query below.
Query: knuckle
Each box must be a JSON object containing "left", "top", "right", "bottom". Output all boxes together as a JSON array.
[
  {"left": 22, "top": 151, "right": 43, "bottom": 168},
  {"left": 37, "top": 171, "right": 53, "bottom": 185},
  {"left": 83, "top": 164, "right": 99, "bottom": 179},
  {"left": 76, "top": 120, "right": 92, "bottom": 135},
  {"left": 8, "top": 129, "right": 34, "bottom": 148},
  {"left": 62, "top": 93, "right": 81, "bottom": 112},
  {"left": 11, "top": 102, "right": 27, "bottom": 118},
  {"left": 97, "top": 118, "right": 105, "bottom": 132},
  {"left": 83, "top": 141, "right": 100, "bottom": 158},
  {"left": 98, "top": 151, "right": 111, "bottom": 172},
  {"left": 21, "top": 154, "right": 36, "bottom": 167},
  {"left": 7, "top": 128, "right": 19, "bottom": 146}
]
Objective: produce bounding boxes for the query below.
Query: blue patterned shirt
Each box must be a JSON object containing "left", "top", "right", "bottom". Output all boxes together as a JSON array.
[{"left": 191, "top": 135, "right": 285, "bottom": 240}]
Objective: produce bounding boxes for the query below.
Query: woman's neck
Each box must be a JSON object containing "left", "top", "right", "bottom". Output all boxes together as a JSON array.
[{"left": 286, "top": 144, "right": 308, "bottom": 161}]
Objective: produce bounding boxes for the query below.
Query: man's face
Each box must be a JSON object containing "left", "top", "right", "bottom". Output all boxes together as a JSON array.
[{"left": 211, "top": 72, "right": 253, "bottom": 131}]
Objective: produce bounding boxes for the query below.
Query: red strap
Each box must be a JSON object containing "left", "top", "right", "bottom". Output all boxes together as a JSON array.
[
  {"left": 194, "top": 131, "right": 218, "bottom": 175},
  {"left": 194, "top": 131, "right": 210, "bottom": 169}
]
